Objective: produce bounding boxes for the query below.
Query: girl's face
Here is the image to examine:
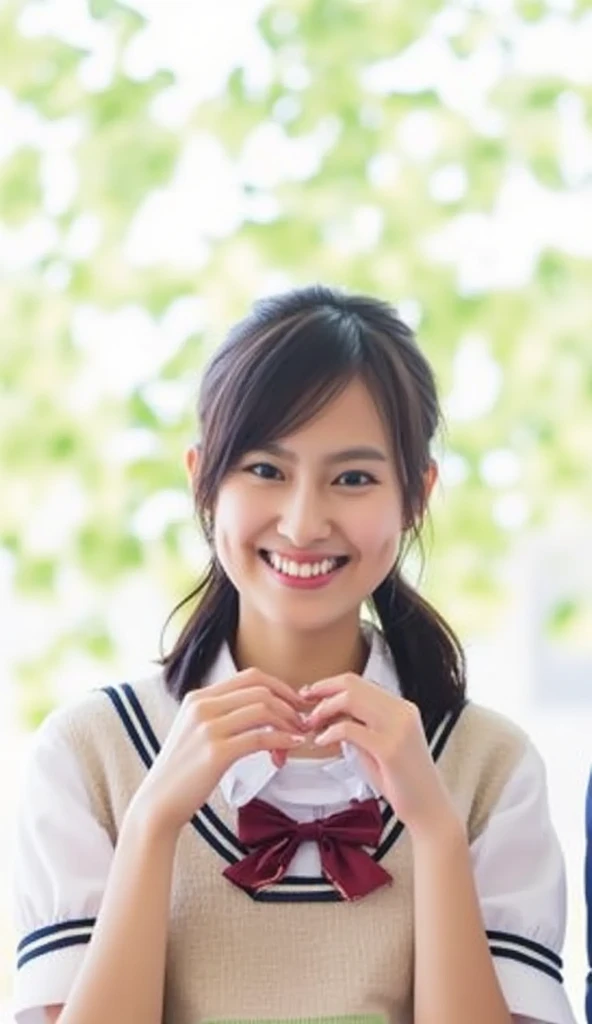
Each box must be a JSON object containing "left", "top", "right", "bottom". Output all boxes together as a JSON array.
[{"left": 197, "top": 378, "right": 424, "bottom": 636}]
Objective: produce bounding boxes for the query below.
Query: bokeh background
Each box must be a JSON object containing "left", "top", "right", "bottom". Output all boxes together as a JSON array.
[{"left": 1, "top": 0, "right": 591, "bottom": 1020}]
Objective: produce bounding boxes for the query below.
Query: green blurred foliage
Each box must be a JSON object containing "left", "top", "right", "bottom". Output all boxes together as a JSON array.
[{"left": 1, "top": 0, "right": 591, "bottom": 722}]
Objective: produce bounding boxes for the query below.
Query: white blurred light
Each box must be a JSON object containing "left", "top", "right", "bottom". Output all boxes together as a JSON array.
[
  {"left": 429, "top": 164, "right": 468, "bottom": 203},
  {"left": 492, "top": 493, "right": 530, "bottom": 530},
  {"left": 323, "top": 206, "right": 384, "bottom": 256},
  {"left": 0, "top": 218, "right": 58, "bottom": 272},
  {"left": 255, "top": 270, "right": 295, "bottom": 298},
  {"left": 40, "top": 149, "right": 78, "bottom": 216},
  {"left": 430, "top": 7, "right": 469, "bottom": 36},
  {"left": 22, "top": 476, "right": 88, "bottom": 556},
  {"left": 142, "top": 379, "right": 195, "bottom": 425},
  {"left": 78, "top": 33, "right": 117, "bottom": 92},
  {"left": 557, "top": 90, "right": 592, "bottom": 186},
  {"left": 149, "top": 85, "right": 196, "bottom": 129},
  {"left": 238, "top": 117, "right": 340, "bottom": 189},
  {"left": 120, "top": 0, "right": 271, "bottom": 102},
  {"left": 367, "top": 152, "right": 400, "bottom": 189},
  {"left": 273, "top": 95, "right": 301, "bottom": 124},
  {"left": 397, "top": 110, "right": 442, "bottom": 162},
  {"left": 17, "top": 0, "right": 102, "bottom": 47},
  {"left": 397, "top": 297, "right": 422, "bottom": 331},
  {"left": 280, "top": 62, "right": 312, "bottom": 91},
  {"left": 0, "top": 87, "right": 45, "bottom": 161},
  {"left": 161, "top": 295, "right": 205, "bottom": 344},
  {"left": 513, "top": 12, "right": 592, "bottom": 83},
  {"left": 270, "top": 10, "right": 298, "bottom": 35},
  {"left": 104, "top": 428, "right": 161, "bottom": 464},
  {"left": 424, "top": 209, "right": 535, "bottom": 292},
  {"left": 362, "top": 35, "right": 506, "bottom": 135},
  {"left": 480, "top": 449, "right": 522, "bottom": 488},
  {"left": 103, "top": 571, "right": 171, "bottom": 674},
  {"left": 71, "top": 303, "right": 188, "bottom": 397},
  {"left": 63, "top": 213, "right": 103, "bottom": 261},
  {"left": 131, "top": 489, "right": 191, "bottom": 541},
  {"left": 439, "top": 451, "right": 469, "bottom": 487},
  {"left": 42, "top": 261, "right": 71, "bottom": 290},
  {"left": 444, "top": 334, "right": 502, "bottom": 422},
  {"left": 243, "top": 191, "right": 281, "bottom": 223},
  {"left": 125, "top": 136, "right": 242, "bottom": 267}
]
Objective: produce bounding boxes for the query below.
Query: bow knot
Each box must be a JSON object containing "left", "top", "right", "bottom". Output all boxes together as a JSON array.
[
  {"left": 296, "top": 819, "right": 325, "bottom": 843},
  {"left": 223, "top": 797, "right": 392, "bottom": 901}
]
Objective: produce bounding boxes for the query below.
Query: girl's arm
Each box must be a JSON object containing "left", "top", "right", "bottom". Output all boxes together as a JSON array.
[
  {"left": 411, "top": 813, "right": 511, "bottom": 1024},
  {"left": 305, "top": 678, "right": 513, "bottom": 1024},
  {"left": 51, "top": 798, "right": 178, "bottom": 1024},
  {"left": 28, "top": 672, "right": 305, "bottom": 1024},
  {"left": 308, "top": 678, "right": 573, "bottom": 1024}
]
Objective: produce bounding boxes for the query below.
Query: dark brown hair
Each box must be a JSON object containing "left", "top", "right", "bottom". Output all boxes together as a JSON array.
[{"left": 159, "top": 285, "right": 466, "bottom": 725}]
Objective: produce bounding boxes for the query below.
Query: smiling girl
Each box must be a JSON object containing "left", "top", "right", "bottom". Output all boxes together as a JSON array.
[{"left": 14, "top": 286, "right": 575, "bottom": 1024}]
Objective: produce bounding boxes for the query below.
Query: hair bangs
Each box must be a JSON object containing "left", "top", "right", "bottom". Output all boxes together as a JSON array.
[{"left": 198, "top": 310, "right": 364, "bottom": 503}]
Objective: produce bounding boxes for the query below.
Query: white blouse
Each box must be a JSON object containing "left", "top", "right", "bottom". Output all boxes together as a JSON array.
[{"left": 12, "top": 630, "right": 576, "bottom": 1024}]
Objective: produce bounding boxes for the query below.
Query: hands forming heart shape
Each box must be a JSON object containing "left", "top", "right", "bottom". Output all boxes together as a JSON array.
[{"left": 268, "top": 672, "right": 457, "bottom": 841}]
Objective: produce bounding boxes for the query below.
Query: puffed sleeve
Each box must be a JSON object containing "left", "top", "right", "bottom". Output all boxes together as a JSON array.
[
  {"left": 471, "top": 741, "right": 576, "bottom": 1024},
  {"left": 12, "top": 711, "right": 114, "bottom": 1024}
]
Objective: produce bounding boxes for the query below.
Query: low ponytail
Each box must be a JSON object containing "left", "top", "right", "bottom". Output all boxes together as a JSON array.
[
  {"left": 159, "top": 562, "right": 238, "bottom": 701},
  {"left": 370, "top": 572, "right": 466, "bottom": 727}
]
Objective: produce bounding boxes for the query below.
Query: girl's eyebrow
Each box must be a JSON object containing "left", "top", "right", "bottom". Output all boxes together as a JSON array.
[{"left": 260, "top": 441, "right": 388, "bottom": 465}]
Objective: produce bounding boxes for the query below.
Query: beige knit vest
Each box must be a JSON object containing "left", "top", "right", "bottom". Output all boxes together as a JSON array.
[{"left": 59, "top": 674, "right": 527, "bottom": 1024}]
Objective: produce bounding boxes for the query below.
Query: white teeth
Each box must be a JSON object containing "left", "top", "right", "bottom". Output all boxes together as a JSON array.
[{"left": 265, "top": 552, "right": 341, "bottom": 578}]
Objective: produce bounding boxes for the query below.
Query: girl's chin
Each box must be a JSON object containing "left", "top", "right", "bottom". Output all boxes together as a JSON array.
[{"left": 253, "top": 599, "right": 363, "bottom": 631}]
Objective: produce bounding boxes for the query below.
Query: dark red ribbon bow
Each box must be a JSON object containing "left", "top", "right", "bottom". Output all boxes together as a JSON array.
[{"left": 223, "top": 796, "right": 392, "bottom": 901}]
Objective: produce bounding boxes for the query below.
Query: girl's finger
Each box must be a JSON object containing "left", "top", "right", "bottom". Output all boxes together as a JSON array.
[
  {"left": 271, "top": 749, "right": 288, "bottom": 769},
  {"left": 212, "top": 671, "right": 307, "bottom": 709},
  {"left": 229, "top": 729, "right": 307, "bottom": 762},
  {"left": 198, "top": 688, "right": 304, "bottom": 732},
  {"left": 304, "top": 691, "right": 366, "bottom": 729},
  {"left": 313, "top": 718, "right": 384, "bottom": 755},
  {"left": 213, "top": 704, "right": 306, "bottom": 740},
  {"left": 300, "top": 677, "right": 349, "bottom": 700}
]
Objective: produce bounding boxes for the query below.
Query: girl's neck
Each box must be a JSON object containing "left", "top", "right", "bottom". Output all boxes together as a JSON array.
[{"left": 233, "top": 612, "right": 369, "bottom": 690}]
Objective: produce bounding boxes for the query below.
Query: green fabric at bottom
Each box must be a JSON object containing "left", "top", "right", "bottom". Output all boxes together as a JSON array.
[{"left": 205, "top": 1016, "right": 386, "bottom": 1024}]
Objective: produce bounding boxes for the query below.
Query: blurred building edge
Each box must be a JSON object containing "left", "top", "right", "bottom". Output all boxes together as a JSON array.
[{"left": 511, "top": 522, "right": 592, "bottom": 709}]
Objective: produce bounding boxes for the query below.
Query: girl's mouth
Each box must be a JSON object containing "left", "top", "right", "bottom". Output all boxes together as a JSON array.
[{"left": 258, "top": 550, "right": 350, "bottom": 589}]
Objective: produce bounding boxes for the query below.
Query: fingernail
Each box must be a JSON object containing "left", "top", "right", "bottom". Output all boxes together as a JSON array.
[
  {"left": 299, "top": 684, "right": 312, "bottom": 695},
  {"left": 291, "top": 734, "right": 307, "bottom": 743}
]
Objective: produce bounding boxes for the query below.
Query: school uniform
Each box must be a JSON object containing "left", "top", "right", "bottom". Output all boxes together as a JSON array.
[
  {"left": 13, "top": 627, "right": 576, "bottom": 1024},
  {"left": 581, "top": 770, "right": 585, "bottom": 1019}
]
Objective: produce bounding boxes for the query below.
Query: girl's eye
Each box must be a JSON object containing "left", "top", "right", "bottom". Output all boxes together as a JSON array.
[
  {"left": 335, "top": 470, "right": 377, "bottom": 487},
  {"left": 244, "top": 462, "right": 283, "bottom": 480}
]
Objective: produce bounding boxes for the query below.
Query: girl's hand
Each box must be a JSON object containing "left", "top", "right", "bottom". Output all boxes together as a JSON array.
[
  {"left": 132, "top": 670, "right": 308, "bottom": 837},
  {"left": 301, "top": 674, "right": 458, "bottom": 840}
]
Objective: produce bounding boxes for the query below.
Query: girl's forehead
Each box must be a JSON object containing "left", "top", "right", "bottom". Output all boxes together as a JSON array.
[{"left": 279, "top": 378, "right": 387, "bottom": 442}]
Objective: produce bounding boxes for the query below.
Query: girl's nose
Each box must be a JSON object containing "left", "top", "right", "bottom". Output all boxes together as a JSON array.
[{"left": 276, "top": 488, "right": 331, "bottom": 547}]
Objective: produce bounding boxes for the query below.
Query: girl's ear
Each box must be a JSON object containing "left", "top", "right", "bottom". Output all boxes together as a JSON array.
[
  {"left": 407, "top": 459, "right": 438, "bottom": 528},
  {"left": 423, "top": 458, "right": 438, "bottom": 504},
  {"left": 184, "top": 443, "right": 201, "bottom": 491}
]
